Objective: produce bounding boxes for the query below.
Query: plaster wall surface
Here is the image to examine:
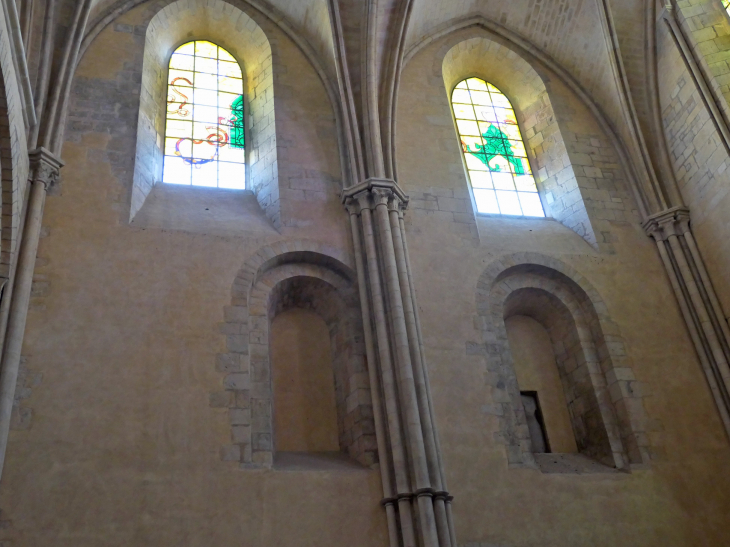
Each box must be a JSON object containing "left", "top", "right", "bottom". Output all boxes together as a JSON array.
[
  {"left": 271, "top": 307, "right": 340, "bottom": 453},
  {"left": 393, "top": 30, "right": 730, "bottom": 546}
]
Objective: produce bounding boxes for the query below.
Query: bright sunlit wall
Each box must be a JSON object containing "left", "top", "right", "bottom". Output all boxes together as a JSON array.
[
  {"left": 451, "top": 77, "right": 544, "bottom": 217},
  {"left": 163, "top": 40, "right": 246, "bottom": 189}
]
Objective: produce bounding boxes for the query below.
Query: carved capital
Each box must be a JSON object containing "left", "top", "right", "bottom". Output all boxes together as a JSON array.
[
  {"left": 372, "top": 187, "right": 391, "bottom": 208},
  {"left": 28, "top": 147, "right": 64, "bottom": 191},
  {"left": 642, "top": 206, "right": 691, "bottom": 241},
  {"left": 341, "top": 177, "right": 409, "bottom": 212},
  {"left": 355, "top": 191, "right": 372, "bottom": 211},
  {"left": 344, "top": 196, "right": 360, "bottom": 216}
]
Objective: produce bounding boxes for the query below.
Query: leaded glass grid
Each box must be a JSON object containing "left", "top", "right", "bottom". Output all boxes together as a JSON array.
[
  {"left": 452, "top": 77, "right": 544, "bottom": 217},
  {"left": 163, "top": 40, "right": 245, "bottom": 189}
]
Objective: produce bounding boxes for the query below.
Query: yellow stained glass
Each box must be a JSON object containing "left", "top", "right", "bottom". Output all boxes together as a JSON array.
[
  {"left": 451, "top": 77, "right": 544, "bottom": 217},
  {"left": 169, "top": 53, "right": 194, "bottom": 71},
  {"left": 466, "top": 78, "right": 488, "bottom": 91},
  {"left": 219, "top": 48, "right": 236, "bottom": 62},
  {"left": 219, "top": 77, "right": 242, "bottom": 94},
  {"left": 176, "top": 42, "right": 195, "bottom": 55},
  {"left": 453, "top": 103, "right": 476, "bottom": 119},
  {"left": 195, "top": 41, "right": 218, "bottom": 59},
  {"left": 163, "top": 41, "right": 246, "bottom": 189}
]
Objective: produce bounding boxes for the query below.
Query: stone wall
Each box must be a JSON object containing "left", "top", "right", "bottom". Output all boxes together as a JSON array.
[
  {"left": 657, "top": 8, "right": 730, "bottom": 313},
  {"left": 394, "top": 24, "right": 730, "bottom": 546},
  {"left": 0, "top": 2, "right": 381, "bottom": 546},
  {"left": 0, "top": 7, "right": 28, "bottom": 277},
  {"left": 0, "top": 1, "right": 730, "bottom": 546}
]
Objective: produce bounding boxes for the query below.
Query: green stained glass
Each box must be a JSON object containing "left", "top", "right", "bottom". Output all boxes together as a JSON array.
[
  {"left": 464, "top": 124, "right": 526, "bottom": 175},
  {"left": 229, "top": 96, "right": 245, "bottom": 149},
  {"left": 452, "top": 77, "right": 544, "bottom": 217},
  {"left": 163, "top": 40, "right": 246, "bottom": 189}
]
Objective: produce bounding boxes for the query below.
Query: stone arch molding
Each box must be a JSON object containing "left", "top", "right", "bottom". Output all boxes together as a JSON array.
[
  {"left": 130, "top": 0, "right": 279, "bottom": 224},
  {"left": 211, "top": 240, "right": 376, "bottom": 468},
  {"left": 0, "top": 29, "right": 29, "bottom": 278},
  {"left": 475, "top": 252, "right": 651, "bottom": 471},
  {"left": 442, "top": 37, "right": 585, "bottom": 231},
  {"left": 403, "top": 22, "right": 638, "bottom": 251}
]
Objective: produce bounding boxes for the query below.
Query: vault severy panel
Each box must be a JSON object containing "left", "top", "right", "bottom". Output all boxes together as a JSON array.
[{"left": 89, "top": 0, "right": 336, "bottom": 78}]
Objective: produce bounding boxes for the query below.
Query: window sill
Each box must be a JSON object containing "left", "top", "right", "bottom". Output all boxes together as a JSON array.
[
  {"left": 476, "top": 212, "right": 554, "bottom": 221},
  {"left": 130, "top": 182, "right": 277, "bottom": 237}
]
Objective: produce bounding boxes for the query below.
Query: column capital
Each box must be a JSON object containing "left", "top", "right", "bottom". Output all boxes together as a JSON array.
[
  {"left": 642, "top": 206, "right": 691, "bottom": 241},
  {"left": 28, "top": 147, "right": 64, "bottom": 190},
  {"left": 341, "top": 178, "right": 409, "bottom": 212}
]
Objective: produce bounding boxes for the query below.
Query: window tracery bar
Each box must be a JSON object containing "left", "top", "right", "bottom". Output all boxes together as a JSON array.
[
  {"left": 452, "top": 77, "right": 544, "bottom": 217},
  {"left": 163, "top": 40, "right": 245, "bottom": 189}
]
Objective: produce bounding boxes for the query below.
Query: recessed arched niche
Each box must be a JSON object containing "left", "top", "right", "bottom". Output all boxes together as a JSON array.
[
  {"left": 441, "top": 34, "right": 619, "bottom": 250},
  {"left": 130, "top": 0, "right": 278, "bottom": 228},
  {"left": 477, "top": 253, "right": 650, "bottom": 472},
  {"left": 212, "top": 241, "right": 376, "bottom": 469}
]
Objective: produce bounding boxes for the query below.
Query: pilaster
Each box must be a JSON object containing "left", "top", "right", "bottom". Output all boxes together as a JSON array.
[
  {"left": 644, "top": 206, "right": 730, "bottom": 438},
  {"left": 343, "top": 178, "right": 455, "bottom": 547},
  {"left": 0, "top": 147, "right": 63, "bottom": 479}
]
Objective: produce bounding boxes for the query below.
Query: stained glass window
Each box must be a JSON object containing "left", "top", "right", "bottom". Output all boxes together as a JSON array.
[
  {"left": 163, "top": 41, "right": 245, "bottom": 189},
  {"left": 452, "top": 77, "right": 544, "bottom": 217},
  {"left": 724, "top": 0, "right": 730, "bottom": 15}
]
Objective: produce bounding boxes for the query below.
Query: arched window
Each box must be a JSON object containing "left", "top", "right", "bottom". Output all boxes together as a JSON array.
[
  {"left": 451, "top": 77, "right": 544, "bottom": 217},
  {"left": 163, "top": 40, "right": 245, "bottom": 189}
]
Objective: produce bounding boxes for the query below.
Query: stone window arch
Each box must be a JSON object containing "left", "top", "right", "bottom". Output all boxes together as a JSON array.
[
  {"left": 162, "top": 40, "right": 246, "bottom": 189},
  {"left": 451, "top": 77, "right": 544, "bottom": 217},
  {"left": 130, "top": 0, "right": 277, "bottom": 225},
  {"left": 439, "top": 34, "right": 637, "bottom": 251}
]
